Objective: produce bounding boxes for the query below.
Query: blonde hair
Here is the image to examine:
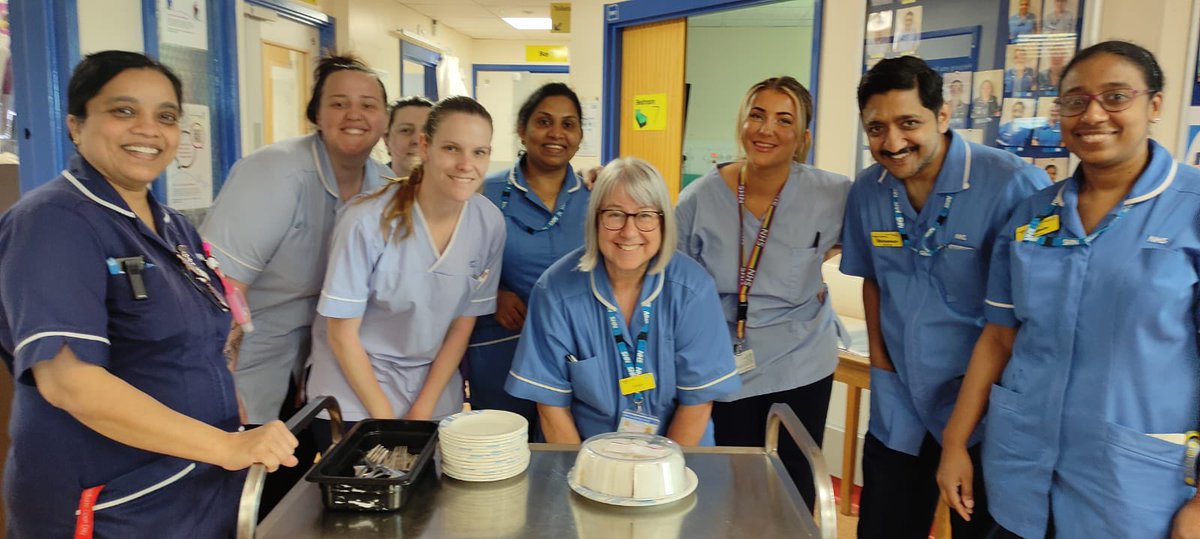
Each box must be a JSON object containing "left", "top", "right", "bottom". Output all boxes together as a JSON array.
[
  {"left": 577, "top": 157, "right": 676, "bottom": 276},
  {"left": 735, "top": 76, "right": 814, "bottom": 163}
]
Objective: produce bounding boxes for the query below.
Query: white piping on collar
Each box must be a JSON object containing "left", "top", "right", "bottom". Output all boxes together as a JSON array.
[
  {"left": 416, "top": 200, "right": 466, "bottom": 272},
  {"left": 872, "top": 136, "right": 971, "bottom": 190},
  {"left": 1051, "top": 181, "right": 1069, "bottom": 206},
  {"left": 62, "top": 170, "right": 137, "bottom": 219},
  {"left": 311, "top": 138, "right": 339, "bottom": 199},
  {"left": 566, "top": 171, "right": 583, "bottom": 193},
  {"left": 1052, "top": 161, "right": 1178, "bottom": 207},
  {"left": 510, "top": 164, "right": 583, "bottom": 194},
  {"left": 588, "top": 268, "right": 665, "bottom": 312}
]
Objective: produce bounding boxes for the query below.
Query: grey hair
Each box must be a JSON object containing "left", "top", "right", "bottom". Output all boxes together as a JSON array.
[{"left": 577, "top": 157, "right": 677, "bottom": 275}]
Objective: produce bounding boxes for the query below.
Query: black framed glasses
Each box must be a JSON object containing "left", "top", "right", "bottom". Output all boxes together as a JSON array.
[
  {"left": 1055, "top": 89, "right": 1154, "bottom": 117},
  {"left": 599, "top": 209, "right": 663, "bottom": 232}
]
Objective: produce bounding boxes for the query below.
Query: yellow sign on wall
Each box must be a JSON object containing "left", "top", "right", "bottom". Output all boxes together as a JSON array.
[
  {"left": 551, "top": 3, "right": 571, "bottom": 33},
  {"left": 632, "top": 93, "right": 668, "bottom": 131},
  {"left": 525, "top": 45, "right": 569, "bottom": 63}
]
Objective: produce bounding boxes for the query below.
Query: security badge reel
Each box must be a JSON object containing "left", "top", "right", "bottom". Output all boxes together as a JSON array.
[{"left": 617, "top": 372, "right": 661, "bottom": 435}]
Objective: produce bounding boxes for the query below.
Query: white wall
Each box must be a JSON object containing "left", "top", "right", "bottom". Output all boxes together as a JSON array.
[
  {"left": 78, "top": 0, "right": 144, "bottom": 54},
  {"left": 813, "top": 0, "right": 865, "bottom": 178},
  {"left": 470, "top": 39, "right": 569, "bottom": 66},
  {"left": 566, "top": 0, "right": 616, "bottom": 171}
]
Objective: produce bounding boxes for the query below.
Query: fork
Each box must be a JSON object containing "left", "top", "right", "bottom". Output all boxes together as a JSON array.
[{"left": 362, "top": 444, "right": 407, "bottom": 478}]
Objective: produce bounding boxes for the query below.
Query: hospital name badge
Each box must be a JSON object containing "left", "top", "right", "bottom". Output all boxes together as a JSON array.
[
  {"left": 871, "top": 231, "right": 903, "bottom": 248},
  {"left": 1015, "top": 214, "right": 1060, "bottom": 240},
  {"left": 619, "top": 372, "right": 656, "bottom": 395}
]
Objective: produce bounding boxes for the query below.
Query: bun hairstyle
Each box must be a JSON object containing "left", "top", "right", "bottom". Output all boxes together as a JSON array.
[
  {"left": 736, "top": 76, "right": 814, "bottom": 163},
  {"left": 305, "top": 54, "right": 387, "bottom": 124},
  {"left": 368, "top": 96, "right": 493, "bottom": 242}
]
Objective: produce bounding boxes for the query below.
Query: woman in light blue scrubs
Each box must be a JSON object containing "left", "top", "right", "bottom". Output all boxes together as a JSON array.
[
  {"left": 467, "top": 83, "right": 590, "bottom": 428},
  {"left": 675, "top": 76, "right": 850, "bottom": 501},
  {"left": 505, "top": 158, "right": 740, "bottom": 446},
  {"left": 938, "top": 41, "right": 1200, "bottom": 538},
  {"left": 305, "top": 96, "right": 504, "bottom": 436}
]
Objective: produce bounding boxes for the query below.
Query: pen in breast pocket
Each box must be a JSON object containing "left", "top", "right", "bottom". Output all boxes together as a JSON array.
[
  {"left": 565, "top": 354, "right": 579, "bottom": 363},
  {"left": 812, "top": 231, "right": 821, "bottom": 248}
]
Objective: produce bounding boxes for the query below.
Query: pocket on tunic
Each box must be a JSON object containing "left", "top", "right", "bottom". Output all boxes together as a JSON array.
[
  {"left": 867, "top": 366, "right": 925, "bottom": 455},
  {"left": 567, "top": 355, "right": 617, "bottom": 415},
  {"left": 87, "top": 455, "right": 195, "bottom": 533},
  {"left": 1095, "top": 421, "right": 1193, "bottom": 537},
  {"left": 932, "top": 244, "right": 984, "bottom": 310},
  {"left": 780, "top": 246, "right": 823, "bottom": 305}
]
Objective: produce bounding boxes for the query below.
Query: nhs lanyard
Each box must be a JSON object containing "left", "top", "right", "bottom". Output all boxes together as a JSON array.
[
  {"left": 604, "top": 302, "right": 653, "bottom": 410},
  {"left": 498, "top": 164, "right": 572, "bottom": 234},
  {"left": 736, "top": 165, "right": 783, "bottom": 342},
  {"left": 890, "top": 188, "right": 954, "bottom": 257},
  {"left": 1021, "top": 201, "right": 1132, "bottom": 246}
]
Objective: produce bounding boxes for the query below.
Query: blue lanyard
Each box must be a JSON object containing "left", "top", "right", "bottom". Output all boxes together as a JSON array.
[
  {"left": 498, "top": 163, "right": 573, "bottom": 235},
  {"left": 604, "top": 302, "right": 652, "bottom": 411},
  {"left": 890, "top": 188, "right": 955, "bottom": 256},
  {"left": 1020, "top": 201, "right": 1132, "bottom": 246}
]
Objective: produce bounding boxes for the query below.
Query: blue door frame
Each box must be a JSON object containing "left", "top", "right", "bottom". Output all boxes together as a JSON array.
[
  {"left": 11, "top": 1, "right": 79, "bottom": 192},
  {"left": 402, "top": 41, "right": 441, "bottom": 99},
  {"left": 601, "top": 0, "right": 824, "bottom": 163},
  {"left": 470, "top": 64, "right": 570, "bottom": 99}
]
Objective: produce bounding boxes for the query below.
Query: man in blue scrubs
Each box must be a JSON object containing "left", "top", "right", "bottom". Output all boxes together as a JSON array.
[{"left": 841, "top": 56, "right": 1049, "bottom": 538}]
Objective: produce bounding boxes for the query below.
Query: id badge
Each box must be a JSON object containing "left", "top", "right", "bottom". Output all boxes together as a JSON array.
[
  {"left": 619, "top": 372, "right": 656, "bottom": 395},
  {"left": 734, "top": 348, "right": 757, "bottom": 374},
  {"left": 871, "top": 231, "right": 903, "bottom": 248},
  {"left": 1016, "top": 214, "right": 1060, "bottom": 240},
  {"left": 618, "top": 409, "right": 661, "bottom": 435}
]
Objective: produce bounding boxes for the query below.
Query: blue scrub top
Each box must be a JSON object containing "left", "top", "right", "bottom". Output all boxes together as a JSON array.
[
  {"left": 470, "top": 160, "right": 590, "bottom": 346},
  {"left": 840, "top": 131, "right": 1049, "bottom": 455},
  {"left": 0, "top": 155, "right": 241, "bottom": 537},
  {"left": 981, "top": 140, "right": 1200, "bottom": 538},
  {"left": 1032, "top": 124, "right": 1062, "bottom": 147},
  {"left": 201, "top": 133, "right": 389, "bottom": 423},
  {"left": 1008, "top": 13, "right": 1037, "bottom": 39},
  {"left": 676, "top": 162, "right": 850, "bottom": 401},
  {"left": 505, "top": 248, "right": 741, "bottom": 444},
  {"left": 306, "top": 191, "right": 505, "bottom": 421},
  {"left": 1005, "top": 68, "right": 1035, "bottom": 96},
  {"left": 997, "top": 122, "right": 1031, "bottom": 147}
]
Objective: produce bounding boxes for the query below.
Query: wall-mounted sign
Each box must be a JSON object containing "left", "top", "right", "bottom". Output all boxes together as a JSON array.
[
  {"left": 551, "top": 3, "right": 571, "bottom": 33},
  {"left": 632, "top": 93, "right": 667, "bottom": 131},
  {"left": 525, "top": 45, "right": 569, "bottom": 63}
]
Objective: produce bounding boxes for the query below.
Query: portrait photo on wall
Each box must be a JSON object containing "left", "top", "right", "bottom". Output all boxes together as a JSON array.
[
  {"left": 943, "top": 72, "right": 973, "bottom": 129},
  {"left": 998, "top": 98, "right": 1036, "bottom": 147},
  {"left": 1037, "top": 41, "right": 1072, "bottom": 94},
  {"left": 893, "top": 6, "right": 922, "bottom": 53},
  {"left": 1032, "top": 96, "right": 1063, "bottom": 147},
  {"left": 1035, "top": 157, "right": 1069, "bottom": 182},
  {"left": 1009, "top": 0, "right": 1041, "bottom": 40},
  {"left": 867, "top": 10, "right": 894, "bottom": 58},
  {"left": 1040, "top": 0, "right": 1079, "bottom": 34},
  {"left": 971, "top": 70, "right": 1003, "bottom": 122},
  {"left": 1005, "top": 43, "right": 1039, "bottom": 96}
]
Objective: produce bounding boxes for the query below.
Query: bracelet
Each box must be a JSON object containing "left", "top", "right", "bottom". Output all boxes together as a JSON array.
[{"left": 1184, "top": 431, "right": 1200, "bottom": 487}]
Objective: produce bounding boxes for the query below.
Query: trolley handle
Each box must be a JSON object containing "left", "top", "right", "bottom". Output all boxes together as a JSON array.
[
  {"left": 765, "top": 403, "right": 837, "bottom": 539},
  {"left": 236, "top": 395, "right": 343, "bottom": 539}
]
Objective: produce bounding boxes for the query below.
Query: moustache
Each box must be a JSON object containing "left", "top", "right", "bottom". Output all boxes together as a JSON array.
[{"left": 879, "top": 146, "right": 918, "bottom": 158}]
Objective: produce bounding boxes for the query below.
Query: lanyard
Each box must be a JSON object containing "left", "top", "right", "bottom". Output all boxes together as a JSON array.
[
  {"left": 174, "top": 243, "right": 230, "bottom": 312},
  {"left": 1020, "top": 201, "right": 1132, "bottom": 246},
  {"left": 604, "top": 302, "right": 652, "bottom": 411},
  {"left": 890, "top": 188, "right": 955, "bottom": 256},
  {"left": 498, "top": 163, "right": 573, "bottom": 234},
  {"left": 736, "top": 165, "right": 784, "bottom": 343}
]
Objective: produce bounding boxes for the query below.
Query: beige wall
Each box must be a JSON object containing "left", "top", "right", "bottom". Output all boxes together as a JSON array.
[
  {"left": 470, "top": 39, "right": 569, "bottom": 66},
  {"left": 813, "top": 0, "right": 866, "bottom": 178},
  {"left": 78, "top": 0, "right": 145, "bottom": 54}
]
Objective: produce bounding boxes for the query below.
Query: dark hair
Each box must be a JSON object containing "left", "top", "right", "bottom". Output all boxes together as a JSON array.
[
  {"left": 857, "top": 56, "right": 944, "bottom": 113},
  {"left": 516, "top": 82, "right": 583, "bottom": 134},
  {"left": 68, "top": 51, "right": 183, "bottom": 119},
  {"left": 306, "top": 54, "right": 387, "bottom": 124},
  {"left": 1059, "top": 40, "right": 1164, "bottom": 94},
  {"left": 368, "top": 96, "right": 493, "bottom": 241},
  {"left": 387, "top": 96, "right": 434, "bottom": 131},
  {"left": 1045, "top": 164, "right": 1057, "bottom": 171}
]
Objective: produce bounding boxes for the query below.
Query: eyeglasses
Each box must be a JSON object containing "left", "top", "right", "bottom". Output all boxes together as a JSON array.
[
  {"left": 599, "top": 209, "right": 663, "bottom": 232},
  {"left": 1055, "top": 89, "right": 1155, "bottom": 117}
]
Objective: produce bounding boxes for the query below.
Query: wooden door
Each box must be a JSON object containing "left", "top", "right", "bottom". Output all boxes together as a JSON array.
[
  {"left": 619, "top": 19, "right": 687, "bottom": 201},
  {"left": 261, "top": 42, "right": 310, "bottom": 145}
]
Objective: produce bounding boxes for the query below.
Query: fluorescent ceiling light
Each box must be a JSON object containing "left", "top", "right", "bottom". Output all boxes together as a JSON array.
[{"left": 502, "top": 17, "right": 552, "bottom": 30}]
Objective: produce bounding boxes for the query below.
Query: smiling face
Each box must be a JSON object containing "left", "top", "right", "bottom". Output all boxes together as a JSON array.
[
  {"left": 385, "top": 105, "right": 431, "bottom": 177},
  {"left": 980, "top": 80, "right": 995, "bottom": 98},
  {"left": 740, "top": 89, "right": 806, "bottom": 169},
  {"left": 861, "top": 87, "right": 950, "bottom": 183},
  {"left": 519, "top": 95, "right": 582, "bottom": 173},
  {"left": 67, "top": 68, "right": 181, "bottom": 192},
  {"left": 597, "top": 182, "right": 662, "bottom": 281},
  {"left": 1059, "top": 52, "right": 1161, "bottom": 171},
  {"left": 418, "top": 112, "right": 493, "bottom": 204},
  {"left": 315, "top": 70, "right": 388, "bottom": 162},
  {"left": 1012, "top": 102, "right": 1026, "bottom": 119}
]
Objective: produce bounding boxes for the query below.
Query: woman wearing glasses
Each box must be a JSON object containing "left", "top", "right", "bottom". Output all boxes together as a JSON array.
[
  {"left": 674, "top": 77, "right": 850, "bottom": 503},
  {"left": 505, "top": 158, "right": 740, "bottom": 446},
  {"left": 937, "top": 41, "right": 1200, "bottom": 538}
]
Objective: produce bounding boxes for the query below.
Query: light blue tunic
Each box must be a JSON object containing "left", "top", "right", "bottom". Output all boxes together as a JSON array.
[
  {"left": 201, "top": 133, "right": 389, "bottom": 423},
  {"left": 982, "top": 140, "right": 1199, "bottom": 538},
  {"left": 466, "top": 161, "right": 590, "bottom": 413},
  {"left": 840, "top": 131, "right": 1049, "bottom": 455},
  {"left": 675, "top": 162, "right": 850, "bottom": 401},
  {"left": 504, "top": 248, "right": 741, "bottom": 444},
  {"left": 305, "top": 191, "right": 505, "bottom": 422}
]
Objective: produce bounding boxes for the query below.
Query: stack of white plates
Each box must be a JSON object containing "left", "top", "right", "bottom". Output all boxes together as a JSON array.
[{"left": 438, "top": 410, "right": 530, "bottom": 482}]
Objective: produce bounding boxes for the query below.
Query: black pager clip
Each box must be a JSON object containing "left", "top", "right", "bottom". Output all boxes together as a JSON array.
[{"left": 116, "top": 256, "right": 149, "bottom": 300}]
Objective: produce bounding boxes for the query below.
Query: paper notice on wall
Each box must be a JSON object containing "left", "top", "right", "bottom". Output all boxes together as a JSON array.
[
  {"left": 578, "top": 99, "right": 601, "bottom": 157},
  {"left": 167, "top": 104, "right": 213, "bottom": 210},
  {"left": 159, "top": 0, "right": 208, "bottom": 50},
  {"left": 271, "top": 65, "right": 301, "bottom": 141}
]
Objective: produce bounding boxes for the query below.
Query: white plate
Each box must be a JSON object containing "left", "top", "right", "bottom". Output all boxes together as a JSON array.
[
  {"left": 439, "top": 410, "right": 527, "bottom": 440},
  {"left": 441, "top": 454, "right": 530, "bottom": 472},
  {"left": 567, "top": 467, "right": 699, "bottom": 507},
  {"left": 443, "top": 462, "right": 530, "bottom": 482}
]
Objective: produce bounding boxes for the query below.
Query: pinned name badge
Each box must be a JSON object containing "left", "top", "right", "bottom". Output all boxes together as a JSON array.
[
  {"left": 1016, "top": 214, "right": 1060, "bottom": 240},
  {"left": 619, "top": 372, "right": 656, "bottom": 396},
  {"left": 1147, "top": 235, "right": 1170, "bottom": 245},
  {"left": 734, "top": 348, "right": 756, "bottom": 374},
  {"left": 472, "top": 268, "right": 491, "bottom": 289},
  {"left": 617, "top": 409, "right": 661, "bottom": 434},
  {"left": 871, "top": 231, "right": 903, "bottom": 248}
]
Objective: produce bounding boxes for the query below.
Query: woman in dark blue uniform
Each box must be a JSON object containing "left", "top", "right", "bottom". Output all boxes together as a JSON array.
[{"left": 0, "top": 51, "right": 298, "bottom": 538}]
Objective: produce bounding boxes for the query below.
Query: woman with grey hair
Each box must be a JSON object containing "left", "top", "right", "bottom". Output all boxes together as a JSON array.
[{"left": 505, "top": 157, "right": 740, "bottom": 445}]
